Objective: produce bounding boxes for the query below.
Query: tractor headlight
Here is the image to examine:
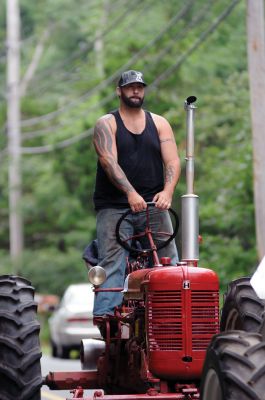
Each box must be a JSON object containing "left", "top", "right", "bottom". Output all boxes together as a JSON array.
[{"left": 88, "top": 265, "right": 106, "bottom": 286}]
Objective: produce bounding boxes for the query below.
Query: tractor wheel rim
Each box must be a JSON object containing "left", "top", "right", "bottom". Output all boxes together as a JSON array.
[
  {"left": 202, "top": 368, "right": 222, "bottom": 400},
  {"left": 225, "top": 308, "right": 240, "bottom": 330}
]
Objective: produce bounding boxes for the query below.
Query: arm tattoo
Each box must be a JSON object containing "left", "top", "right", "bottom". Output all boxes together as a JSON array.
[
  {"left": 165, "top": 165, "right": 175, "bottom": 183},
  {"left": 104, "top": 157, "right": 134, "bottom": 193},
  {"left": 94, "top": 118, "right": 134, "bottom": 194},
  {"left": 160, "top": 138, "right": 174, "bottom": 144},
  {"left": 93, "top": 118, "right": 113, "bottom": 155}
]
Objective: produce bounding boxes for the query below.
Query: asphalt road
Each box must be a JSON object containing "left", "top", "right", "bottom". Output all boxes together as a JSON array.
[{"left": 41, "top": 355, "right": 95, "bottom": 400}]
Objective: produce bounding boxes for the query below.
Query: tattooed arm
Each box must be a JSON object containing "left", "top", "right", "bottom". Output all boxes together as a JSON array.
[
  {"left": 151, "top": 113, "right": 181, "bottom": 210},
  {"left": 93, "top": 115, "right": 147, "bottom": 212}
]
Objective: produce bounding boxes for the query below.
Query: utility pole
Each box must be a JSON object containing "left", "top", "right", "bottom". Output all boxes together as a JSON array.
[
  {"left": 7, "top": 0, "right": 23, "bottom": 271},
  {"left": 247, "top": 0, "right": 265, "bottom": 261},
  {"left": 247, "top": 0, "right": 265, "bottom": 260}
]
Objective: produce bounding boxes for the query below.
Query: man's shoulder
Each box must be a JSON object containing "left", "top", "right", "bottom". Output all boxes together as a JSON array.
[
  {"left": 96, "top": 113, "right": 115, "bottom": 123},
  {"left": 95, "top": 113, "right": 117, "bottom": 134},
  {"left": 150, "top": 112, "right": 170, "bottom": 129}
]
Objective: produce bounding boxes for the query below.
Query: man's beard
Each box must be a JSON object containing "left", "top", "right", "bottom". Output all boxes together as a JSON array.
[{"left": 120, "top": 92, "right": 144, "bottom": 108}]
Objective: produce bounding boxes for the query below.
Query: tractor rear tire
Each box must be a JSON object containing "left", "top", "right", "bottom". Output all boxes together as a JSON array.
[
  {"left": 201, "top": 330, "right": 265, "bottom": 400},
  {"left": 0, "top": 275, "right": 42, "bottom": 400},
  {"left": 220, "top": 276, "right": 265, "bottom": 332}
]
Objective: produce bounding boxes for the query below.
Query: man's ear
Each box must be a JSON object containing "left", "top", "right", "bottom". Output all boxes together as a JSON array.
[{"left": 116, "top": 86, "right": 121, "bottom": 97}]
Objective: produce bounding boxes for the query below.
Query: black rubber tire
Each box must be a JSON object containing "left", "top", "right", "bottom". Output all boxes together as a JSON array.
[
  {"left": 0, "top": 275, "right": 42, "bottom": 400},
  {"left": 50, "top": 340, "right": 58, "bottom": 358},
  {"left": 220, "top": 277, "right": 265, "bottom": 332},
  {"left": 201, "top": 330, "right": 265, "bottom": 400},
  {"left": 57, "top": 344, "right": 70, "bottom": 359}
]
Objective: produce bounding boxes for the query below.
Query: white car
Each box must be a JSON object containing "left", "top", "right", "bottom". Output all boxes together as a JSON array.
[{"left": 49, "top": 283, "right": 101, "bottom": 358}]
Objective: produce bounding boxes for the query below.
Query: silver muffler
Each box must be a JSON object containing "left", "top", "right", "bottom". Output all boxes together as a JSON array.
[
  {"left": 181, "top": 96, "right": 199, "bottom": 264},
  {"left": 80, "top": 338, "right": 106, "bottom": 370}
]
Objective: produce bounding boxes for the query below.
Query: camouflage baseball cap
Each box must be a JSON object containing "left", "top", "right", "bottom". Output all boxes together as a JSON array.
[{"left": 118, "top": 70, "right": 147, "bottom": 87}]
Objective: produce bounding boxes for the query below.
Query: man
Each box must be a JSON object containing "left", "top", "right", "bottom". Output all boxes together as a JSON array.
[{"left": 93, "top": 70, "right": 181, "bottom": 317}]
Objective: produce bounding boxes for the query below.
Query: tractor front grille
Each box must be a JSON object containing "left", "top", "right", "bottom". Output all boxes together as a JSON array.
[
  {"left": 191, "top": 290, "right": 219, "bottom": 350},
  {"left": 147, "top": 291, "right": 182, "bottom": 351},
  {"left": 147, "top": 290, "right": 219, "bottom": 352}
]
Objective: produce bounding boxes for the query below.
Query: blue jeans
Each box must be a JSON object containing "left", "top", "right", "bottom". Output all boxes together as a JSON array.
[{"left": 93, "top": 207, "right": 178, "bottom": 316}]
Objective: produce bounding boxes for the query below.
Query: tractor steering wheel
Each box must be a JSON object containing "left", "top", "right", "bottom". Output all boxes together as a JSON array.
[{"left": 115, "top": 202, "right": 179, "bottom": 254}]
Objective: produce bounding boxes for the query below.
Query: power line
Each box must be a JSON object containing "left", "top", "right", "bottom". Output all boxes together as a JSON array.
[
  {"left": 1, "top": 0, "right": 236, "bottom": 136},
  {"left": 0, "top": 0, "right": 108, "bottom": 66},
  {"left": 19, "top": 0, "right": 223, "bottom": 139},
  {"left": 20, "top": 0, "right": 209, "bottom": 140},
  {"left": 20, "top": 0, "right": 195, "bottom": 128},
  {"left": 22, "top": 123, "right": 64, "bottom": 140},
  {"left": 19, "top": 0, "right": 232, "bottom": 141},
  {"left": 0, "top": 0, "right": 141, "bottom": 106},
  {"left": 149, "top": 0, "right": 214, "bottom": 68},
  {"left": 24, "top": 0, "right": 154, "bottom": 97},
  {"left": 21, "top": 91, "right": 115, "bottom": 139},
  {"left": 26, "top": 0, "right": 141, "bottom": 83},
  {"left": 149, "top": 0, "right": 240, "bottom": 89},
  {"left": 1, "top": 0, "right": 195, "bottom": 139},
  {"left": 19, "top": 0, "right": 241, "bottom": 155},
  {"left": 21, "top": 127, "right": 93, "bottom": 154}
]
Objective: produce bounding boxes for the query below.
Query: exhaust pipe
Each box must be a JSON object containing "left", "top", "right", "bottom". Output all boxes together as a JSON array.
[{"left": 181, "top": 96, "right": 199, "bottom": 265}]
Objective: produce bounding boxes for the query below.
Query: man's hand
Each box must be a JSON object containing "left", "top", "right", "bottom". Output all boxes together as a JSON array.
[
  {"left": 152, "top": 190, "right": 173, "bottom": 210},
  {"left": 127, "top": 191, "right": 147, "bottom": 213}
]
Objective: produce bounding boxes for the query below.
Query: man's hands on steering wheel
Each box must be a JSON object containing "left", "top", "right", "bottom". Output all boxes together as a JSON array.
[
  {"left": 127, "top": 189, "right": 173, "bottom": 212},
  {"left": 127, "top": 191, "right": 147, "bottom": 213},
  {"left": 152, "top": 188, "right": 173, "bottom": 210},
  {"left": 116, "top": 202, "right": 179, "bottom": 254}
]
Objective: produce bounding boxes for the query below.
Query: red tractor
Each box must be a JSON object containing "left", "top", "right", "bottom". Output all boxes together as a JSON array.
[{"left": 1, "top": 97, "right": 265, "bottom": 400}]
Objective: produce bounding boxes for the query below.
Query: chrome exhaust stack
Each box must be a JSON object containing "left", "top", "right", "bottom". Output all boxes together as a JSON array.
[{"left": 181, "top": 96, "right": 199, "bottom": 265}]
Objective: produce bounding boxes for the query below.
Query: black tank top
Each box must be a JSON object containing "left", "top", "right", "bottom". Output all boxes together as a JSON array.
[{"left": 93, "top": 110, "right": 164, "bottom": 210}]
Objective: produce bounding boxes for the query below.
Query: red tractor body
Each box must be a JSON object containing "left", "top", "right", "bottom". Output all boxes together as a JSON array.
[
  {"left": 45, "top": 262, "right": 219, "bottom": 399},
  {"left": 144, "top": 265, "right": 219, "bottom": 380}
]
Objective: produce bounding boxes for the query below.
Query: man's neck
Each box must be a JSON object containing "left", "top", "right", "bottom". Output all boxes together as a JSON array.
[
  {"left": 119, "top": 105, "right": 144, "bottom": 118},
  {"left": 118, "top": 105, "right": 146, "bottom": 134}
]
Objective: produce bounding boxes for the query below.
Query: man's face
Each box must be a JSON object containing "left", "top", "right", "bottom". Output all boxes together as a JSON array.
[{"left": 119, "top": 83, "right": 145, "bottom": 108}]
